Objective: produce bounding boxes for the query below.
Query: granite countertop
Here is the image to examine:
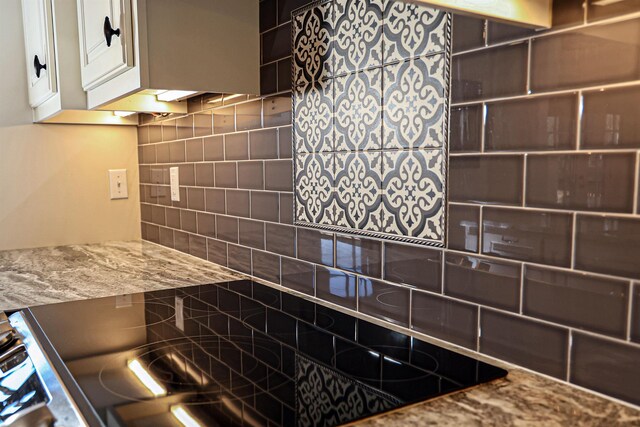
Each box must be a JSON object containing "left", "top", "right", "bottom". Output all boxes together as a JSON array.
[{"left": 0, "top": 240, "right": 638, "bottom": 426}]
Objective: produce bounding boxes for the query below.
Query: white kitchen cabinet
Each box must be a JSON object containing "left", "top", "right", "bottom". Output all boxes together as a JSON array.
[
  {"left": 76, "top": 0, "right": 133, "bottom": 90},
  {"left": 79, "top": 0, "right": 260, "bottom": 112},
  {"left": 21, "top": 0, "right": 57, "bottom": 108},
  {"left": 20, "top": 0, "right": 137, "bottom": 124}
]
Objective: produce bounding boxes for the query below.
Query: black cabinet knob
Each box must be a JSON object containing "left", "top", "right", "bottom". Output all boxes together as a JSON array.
[
  {"left": 103, "top": 16, "right": 121, "bottom": 47},
  {"left": 33, "top": 55, "right": 46, "bottom": 78}
]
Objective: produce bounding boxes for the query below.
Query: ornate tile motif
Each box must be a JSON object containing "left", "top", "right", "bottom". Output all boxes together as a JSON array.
[
  {"left": 335, "top": 151, "right": 383, "bottom": 231},
  {"left": 383, "top": 1, "right": 447, "bottom": 64},
  {"left": 381, "top": 149, "right": 445, "bottom": 241},
  {"left": 383, "top": 54, "right": 446, "bottom": 149},
  {"left": 334, "top": 0, "right": 385, "bottom": 76},
  {"left": 296, "top": 153, "right": 335, "bottom": 225},
  {"left": 293, "top": 79, "right": 334, "bottom": 153},
  {"left": 335, "top": 68, "right": 383, "bottom": 151},
  {"left": 292, "top": 1, "right": 334, "bottom": 87},
  {"left": 293, "top": 1, "right": 451, "bottom": 247}
]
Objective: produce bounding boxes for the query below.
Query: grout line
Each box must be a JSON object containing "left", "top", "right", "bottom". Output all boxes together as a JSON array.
[
  {"left": 519, "top": 264, "right": 525, "bottom": 314},
  {"left": 522, "top": 154, "right": 527, "bottom": 207},
  {"left": 525, "top": 40, "right": 532, "bottom": 94},
  {"left": 477, "top": 206, "right": 483, "bottom": 254},
  {"left": 445, "top": 200, "right": 639, "bottom": 219},
  {"left": 451, "top": 11, "right": 640, "bottom": 57},
  {"left": 634, "top": 152, "right": 640, "bottom": 215},
  {"left": 570, "top": 212, "right": 577, "bottom": 270},
  {"left": 449, "top": 148, "right": 640, "bottom": 157},
  {"left": 440, "top": 251, "right": 445, "bottom": 294},
  {"left": 480, "top": 103, "right": 487, "bottom": 152},
  {"left": 476, "top": 307, "right": 481, "bottom": 352},
  {"left": 627, "top": 281, "right": 634, "bottom": 341},
  {"left": 576, "top": 91, "right": 584, "bottom": 150},
  {"left": 566, "top": 332, "right": 573, "bottom": 382},
  {"left": 451, "top": 79, "right": 640, "bottom": 107}
]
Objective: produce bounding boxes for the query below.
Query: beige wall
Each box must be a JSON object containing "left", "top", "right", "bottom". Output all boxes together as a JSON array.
[{"left": 0, "top": 0, "right": 140, "bottom": 250}]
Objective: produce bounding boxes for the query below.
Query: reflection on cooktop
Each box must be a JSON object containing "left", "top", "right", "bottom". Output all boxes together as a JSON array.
[{"left": 29, "top": 280, "right": 507, "bottom": 426}]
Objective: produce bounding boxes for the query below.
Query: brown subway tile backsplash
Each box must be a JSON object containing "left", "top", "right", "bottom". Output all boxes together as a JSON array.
[
  {"left": 265, "top": 223, "right": 296, "bottom": 258},
  {"left": 482, "top": 208, "right": 573, "bottom": 267},
  {"left": 570, "top": 332, "right": 640, "bottom": 406},
  {"left": 452, "top": 42, "right": 528, "bottom": 102},
  {"left": 194, "top": 113, "right": 213, "bottom": 137},
  {"left": 196, "top": 212, "right": 215, "bottom": 238},
  {"left": 279, "top": 127, "right": 293, "bottom": 159},
  {"left": 449, "top": 156, "right": 523, "bottom": 205},
  {"left": 263, "top": 96, "right": 292, "bottom": 127},
  {"left": 452, "top": 15, "right": 485, "bottom": 53},
  {"left": 169, "top": 140, "right": 185, "bottom": 162},
  {"left": 163, "top": 120, "right": 177, "bottom": 141},
  {"left": 575, "top": 215, "right": 640, "bottom": 279},
  {"left": 280, "top": 193, "right": 294, "bottom": 224},
  {"left": 204, "top": 136, "right": 224, "bottom": 161},
  {"left": 250, "top": 129, "right": 279, "bottom": 159},
  {"left": 315, "top": 266, "right": 357, "bottom": 310},
  {"left": 166, "top": 207, "right": 181, "bottom": 229},
  {"left": 530, "top": 18, "right": 640, "bottom": 92},
  {"left": 214, "top": 163, "right": 237, "bottom": 188},
  {"left": 228, "top": 244, "right": 251, "bottom": 274},
  {"left": 189, "top": 234, "right": 207, "bottom": 259},
  {"left": 185, "top": 138, "right": 204, "bottom": 162},
  {"left": 587, "top": 0, "right": 640, "bottom": 22},
  {"left": 151, "top": 205, "right": 165, "bottom": 226},
  {"left": 447, "top": 204, "right": 479, "bottom": 252},
  {"left": 205, "top": 189, "right": 225, "bottom": 214},
  {"left": 450, "top": 104, "right": 482, "bottom": 153},
  {"left": 159, "top": 227, "right": 173, "bottom": 248},
  {"left": 195, "top": 163, "right": 215, "bottom": 187},
  {"left": 384, "top": 243, "right": 441, "bottom": 292},
  {"left": 526, "top": 153, "right": 636, "bottom": 212},
  {"left": 225, "top": 133, "right": 249, "bottom": 160},
  {"left": 177, "top": 115, "right": 194, "bottom": 140},
  {"left": 336, "top": 235, "right": 382, "bottom": 278},
  {"left": 445, "top": 253, "right": 521, "bottom": 312},
  {"left": 178, "top": 164, "right": 195, "bottom": 186},
  {"left": 156, "top": 143, "right": 170, "bottom": 163},
  {"left": 265, "top": 160, "right": 293, "bottom": 191},
  {"left": 486, "top": 21, "right": 534, "bottom": 44},
  {"left": 236, "top": 101, "right": 263, "bottom": 131},
  {"left": 216, "top": 216, "right": 239, "bottom": 243},
  {"left": 297, "top": 228, "right": 334, "bottom": 267},
  {"left": 251, "top": 192, "right": 279, "bottom": 222},
  {"left": 524, "top": 266, "right": 629, "bottom": 337},
  {"left": 239, "top": 219, "right": 265, "bottom": 249},
  {"left": 281, "top": 257, "right": 314, "bottom": 296},
  {"left": 252, "top": 250, "right": 281, "bottom": 283},
  {"left": 480, "top": 309, "right": 568, "bottom": 378},
  {"left": 411, "top": 291, "right": 478, "bottom": 349},
  {"left": 213, "top": 107, "right": 236, "bottom": 134},
  {"left": 238, "top": 161, "right": 265, "bottom": 190},
  {"left": 181, "top": 210, "right": 197, "bottom": 233},
  {"left": 207, "top": 239, "right": 227, "bottom": 266},
  {"left": 226, "top": 190, "right": 250, "bottom": 217},
  {"left": 485, "top": 95, "right": 578, "bottom": 151},
  {"left": 358, "top": 278, "right": 410, "bottom": 327},
  {"left": 582, "top": 86, "right": 640, "bottom": 149},
  {"left": 187, "top": 187, "right": 205, "bottom": 211},
  {"left": 262, "top": 22, "right": 291, "bottom": 64}
]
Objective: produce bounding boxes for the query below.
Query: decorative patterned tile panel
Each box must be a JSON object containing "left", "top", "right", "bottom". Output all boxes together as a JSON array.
[
  {"left": 333, "top": 0, "right": 385, "bottom": 75},
  {"left": 293, "top": 0, "right": 450, "bottom": 246},
  {"left": 383, "top": 1, "right": 448, "bottom": 63},
  {"left": 383, "top": 54, "right": 446, "bottom": 149}
]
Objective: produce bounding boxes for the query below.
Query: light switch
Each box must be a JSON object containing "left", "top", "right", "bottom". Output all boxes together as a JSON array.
[
  {"left": 170, "top": 167, "right": 180, "bottom": 201},
  {"left": 109, "top": 169, "right": 128, "bottom": 199}
]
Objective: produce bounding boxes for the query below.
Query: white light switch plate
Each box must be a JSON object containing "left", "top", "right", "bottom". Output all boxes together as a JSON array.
[
  {"left": 109, "top": 169, "right": 128, "bottom": 199},
  {"left": 170, "top": 167, "right": 180, "bottom": 201}
]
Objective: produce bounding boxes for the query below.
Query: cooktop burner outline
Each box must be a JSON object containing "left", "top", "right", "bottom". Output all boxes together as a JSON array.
[{"left": 28, "top": 280, "right": 507, "bottom": 426}]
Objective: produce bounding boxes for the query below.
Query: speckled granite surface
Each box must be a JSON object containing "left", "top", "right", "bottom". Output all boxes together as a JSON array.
[
  {"left": 0, "top": 240, "right": 638, "bottom": 425},
  {"left": 0, "top": 240, "right": 244, "bottom": 310}
]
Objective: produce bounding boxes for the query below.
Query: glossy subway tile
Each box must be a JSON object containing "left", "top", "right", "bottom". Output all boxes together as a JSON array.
[
  {"left": 524, "top": 265, "right": 629, "bottom": 337},
  {"left": 482, "top": 207, "right": 573, "bottom": 267},
  {"left": 315, "top": 266, "right": 357, "bottom": 310},
  {"left": 526, "top": 153, "right": 636, "bottom": 213},
  {"left": 225, "top": 133, "right": 249, "bottom": 161},
  {"left": 281, "top": 258, "right": 314, "bottom": 296},
  {"left": 411, "top": 290, "right": 478, "bottom": 349},
  {"left": 485, "top": 94, "right": 578, "bottom": 151},
  {"left": 358, "top": 278, "right": 410, "bottom": 327},
  {"left": 452, "top": 14, "right": 484, "bottom": 53},
  {"left": 574, "top": 214, "right": 640, "bottom": 279},
  {"left": 384, "top": 242, "right": 441, "bottom": 292},
  {"left": 335, "top": 235, "right": 382, "bottom": 278},
  {"left": 530, "top": 18, "right": 640, "bottom": 92},
  {"left": 238, "top": 161, "right": 265, "bottom": 190},
  {"left": 570, "top": 332, "right": 640, "bottom": 406},
  {"left": 480, "top": 308, "right": 569, "bottom": 378},
  {"left": 239, "top": 219, "right": 265, "bottom": 249},
  {"left": 297, "top": 228, "right": 334, "bottom": 267},
  {"left": 445, "top": 253, "right": 521, "bottom": 312},
  {"left": 449, "top": 155, "right": 523, "bottom": 205},
  {"left": 450, "top": 104, "right": 482, "bottom": 153},
  {"left": 447, "top": 204, "right": 480, "bottom": 253}
]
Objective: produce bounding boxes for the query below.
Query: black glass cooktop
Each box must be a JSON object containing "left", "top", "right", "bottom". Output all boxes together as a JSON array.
[{"left": 28, "top": 280, "right": 506, "bottom": 426}]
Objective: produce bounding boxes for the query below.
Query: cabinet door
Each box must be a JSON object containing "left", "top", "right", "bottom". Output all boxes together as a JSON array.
[
  {"left": 77, "top": 0, "right": 133, "bottom": 90},
  {"left": 21, "top": 0, "right": 57, "bottom": 107}
]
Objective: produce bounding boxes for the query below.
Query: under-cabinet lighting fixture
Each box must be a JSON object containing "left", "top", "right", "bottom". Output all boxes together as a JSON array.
[
  {"left": 127, "top": 359, "right": 167, "bottom": 397},
  {"left": 113, "top": 111, "right": 136, "bottom": 117},
  {"left": 156, "top": 90, "right": 197, "bottom": 102},
  {"left": 171, "top": 405, "right": 204, "bottom": 427}
]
